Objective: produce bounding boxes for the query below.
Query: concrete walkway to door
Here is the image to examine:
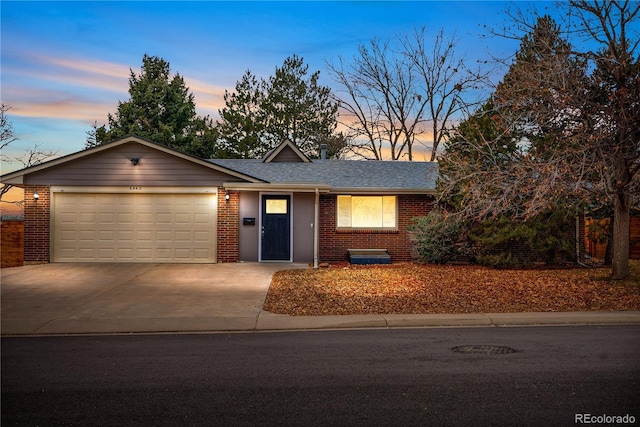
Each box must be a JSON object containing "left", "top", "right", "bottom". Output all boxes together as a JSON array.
[{"left": 1, "top": 263, "right": 307, "bottom": 335}]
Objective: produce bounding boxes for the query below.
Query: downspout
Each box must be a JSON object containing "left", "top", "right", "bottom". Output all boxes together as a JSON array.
[{"left": 314, "top": 188, "right": 320, "bottom": 269}]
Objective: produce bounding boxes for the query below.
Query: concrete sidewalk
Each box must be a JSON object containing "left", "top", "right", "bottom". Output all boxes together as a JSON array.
[{"left": 2, "top": 263, "right": 639, "bottom": 335}]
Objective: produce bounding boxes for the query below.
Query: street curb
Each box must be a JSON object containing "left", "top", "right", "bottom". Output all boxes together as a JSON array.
[
  {"left": 2, "top": 311, "right": 639, "bottom": 336},
  {"left": 486, "top": 311, "right": 640, "bottom": 326},
  {"left": 253, "top": 311, "right": 640, "bottom": 332}
]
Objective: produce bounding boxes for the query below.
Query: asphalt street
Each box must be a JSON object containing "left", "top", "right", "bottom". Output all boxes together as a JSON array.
[{"left": 2, "top": 326, "right": 640, "bottom": 426}]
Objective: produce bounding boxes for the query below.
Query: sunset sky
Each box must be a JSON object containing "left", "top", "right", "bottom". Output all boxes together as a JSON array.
[{"left": 1, "top": 0, "right": 564, "bottom": 175}]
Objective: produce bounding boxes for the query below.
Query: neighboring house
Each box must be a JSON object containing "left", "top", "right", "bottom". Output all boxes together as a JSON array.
[{"left": 0, "top": 136, "right": 438, "bottom": 266}]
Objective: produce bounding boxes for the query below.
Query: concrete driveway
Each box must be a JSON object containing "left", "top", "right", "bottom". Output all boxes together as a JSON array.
[{"left": 1, "top": 263, "right": 307, "bottom": 335}]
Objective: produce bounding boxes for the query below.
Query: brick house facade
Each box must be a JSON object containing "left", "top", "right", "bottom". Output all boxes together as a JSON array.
[
  {"left": 2, "top": 136, "right": 438, "bottom": 266},
  {"left": 319, "top": 194, "right": 435, "bottom": 262}
]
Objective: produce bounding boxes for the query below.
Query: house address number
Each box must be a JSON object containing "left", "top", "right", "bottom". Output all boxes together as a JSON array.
[{"left": 129, "top": 186, "right": 142, "bottom": 190}]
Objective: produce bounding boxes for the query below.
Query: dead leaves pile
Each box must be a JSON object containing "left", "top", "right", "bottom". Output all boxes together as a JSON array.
[{"left": 263, "top": 261, "right": 640, "bottom": 316}]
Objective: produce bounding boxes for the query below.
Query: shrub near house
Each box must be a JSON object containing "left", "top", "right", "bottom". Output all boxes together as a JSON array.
[{"left": 410, "top": 209, "right": 581, "bottom": 268}]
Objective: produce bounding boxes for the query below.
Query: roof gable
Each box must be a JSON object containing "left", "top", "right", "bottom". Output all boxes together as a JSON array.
[
  {"left": 262, "top": 139, "right": 311, "bottom": 163},
  {"left": 1, "top": 135, "right": 263, "bottom": 185}
]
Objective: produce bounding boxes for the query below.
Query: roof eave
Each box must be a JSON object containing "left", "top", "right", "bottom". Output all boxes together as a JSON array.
[
  {"left": 223, "top": 182, "right": 331, "bottom": 192},
  {"left": 329, "top": 187, "right": 436, "bottom": 195},
  {"left": 223, "top": 182, "right": 436, "bottom": 194}
]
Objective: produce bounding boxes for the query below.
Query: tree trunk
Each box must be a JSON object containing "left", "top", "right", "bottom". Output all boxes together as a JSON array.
[
  {"left": 604, "top": 218, "right": 613, "bottom": 266},
  {"left": 610, "top": 193, "right": 630, "bottom": 280}
]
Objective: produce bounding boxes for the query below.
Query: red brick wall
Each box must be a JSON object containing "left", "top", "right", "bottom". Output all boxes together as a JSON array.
[
  {"left": 217, "top": 188, "right": 239, "bottom": 262},
  {"left": 23, "top": 186, "right": 50, "bottom": 264},
  {"left": 1, "top": 220, "right": 24, "bottom": 268},
  {"left": 319, "top": 194, "right": 435, "bottom": 263}
]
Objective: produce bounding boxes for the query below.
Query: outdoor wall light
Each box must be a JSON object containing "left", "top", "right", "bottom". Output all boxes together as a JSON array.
[
  {"left": 130, "top": 158, "right": 139, "bottom": 166},
  {"left": 225, "top": 191, "right": 230, "bottom": 202},
  {"left": 33, "top": 191, "right": 39, "bottom": 201}
]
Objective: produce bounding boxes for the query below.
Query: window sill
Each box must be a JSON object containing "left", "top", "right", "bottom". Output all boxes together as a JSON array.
[{"left": 336, "top": 228, "right": 399, "bottom": 234}]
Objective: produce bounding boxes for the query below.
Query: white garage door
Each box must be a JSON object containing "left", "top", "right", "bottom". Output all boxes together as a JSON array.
[{"left": 53, "top": 192, "right": 217, "bottom": 263}]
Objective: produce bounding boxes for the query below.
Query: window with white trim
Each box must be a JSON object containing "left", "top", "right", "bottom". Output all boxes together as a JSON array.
[{"left": 337, "top": 195, "right": 397, "bottom": 229}]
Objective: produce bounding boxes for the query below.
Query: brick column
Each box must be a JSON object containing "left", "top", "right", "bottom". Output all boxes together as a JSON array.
[
  {"left": 23, "top": 185, "right": 50, "bottom": 264},
  {"left": 217, "top": 188, "right": 239, "bottom": 262}
]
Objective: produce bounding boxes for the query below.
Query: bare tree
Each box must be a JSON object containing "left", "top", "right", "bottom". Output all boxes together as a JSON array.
[
  {"left": 1, "top": 105, "right": 57, "bottom": 206},
  {"left": 0, "top": 104, "right": 17, "bottom": 152},
  {"left": 402, "top": 28, "right": 485, "bottom": 161},
  {"left": 327, "top": 29, "right": 485, "bottom": 161},
  {"left": 327, "top": 39, "right": 421, "bottom": 160},
  {"left": 568, "top": 0, "right": 640, "bottom": 279},
  {"left": 0, "top": 104, "right": 19, "bottom": 201}
]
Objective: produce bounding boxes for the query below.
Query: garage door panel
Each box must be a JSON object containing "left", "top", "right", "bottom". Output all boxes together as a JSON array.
[
  {"left": 194, "top": 231, "right": 211, "bottom": 242},
  {"left": 194, "top": 213, "right": 210, "bottom": 224},
  {"left": 78, "top": 212, "right": 96, "bottom": 223},
  {"left": 175, "top": 213, "right": 191, "bottom": 224},
  {"left": 173, "top": 231, "right": 189, "bottom": 242},
  {"left": 137, "top": 212, "right": 153, "bottom": 223},
  {"left": 174, "top": 248, "right": 192, "bottom": 259},
  {"left": 153, "top": 248, "right": 171, "bottom": 259},
  {"left": 53, "top": 192, "right": 216, "bottom": 263},
  {"left": 78, "top": 247, "right": 98, "bottom": 258},
  {"left": 98, "top": 212, "right": 116, "bottom": 224},
  {"left": 193, "top": 248, "right": 211, "bottom": 258},
  {"left": 61, "top": 212, "right": 78, "bottom": 223},
  {"left": 117, "top": 230, "right": 134, "bottom": 241},
  {"left": 156, "top": 213, "right": 172, "bottom": 224},
  {"left": 117, "top": 212, "right": 134, "bottom": 223},
  {"left": 97, "top": 230, "right": 115, "bottom": 242},
  {"left": 78, "top": 230, "right": 96, "bottom": 241},
  {"left": 136, "top": 230, "right": 154, "bottom": 242}
]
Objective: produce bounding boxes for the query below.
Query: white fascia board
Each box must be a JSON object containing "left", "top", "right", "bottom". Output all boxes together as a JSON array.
[{"left": 223, "top": 182, "right": 331, "bottom": 192}]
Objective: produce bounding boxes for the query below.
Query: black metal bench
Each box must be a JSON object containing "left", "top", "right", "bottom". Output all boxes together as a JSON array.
[{"left": 347, "top": 249, "right": 391, "bottom": 265}]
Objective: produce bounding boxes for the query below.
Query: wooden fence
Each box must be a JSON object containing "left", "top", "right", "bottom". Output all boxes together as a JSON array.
[
  {"left": 585, "top": 217, "right": 640, "bottom": 259},
  {"left": 1, "top": 220, "right": 24, "bottom": 268}
]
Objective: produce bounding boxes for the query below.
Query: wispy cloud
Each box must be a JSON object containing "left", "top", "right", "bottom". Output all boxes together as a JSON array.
[
  {"left": 2, "top": 50, "right": 227, "bottom": 121},
  {"left": 4, "top": 51, "right": 130, "bottom": 93},
  {"left": 2, "top": 85, "right": 117, "bottom": 123}
]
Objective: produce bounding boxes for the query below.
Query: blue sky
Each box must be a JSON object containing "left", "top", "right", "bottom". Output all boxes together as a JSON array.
[{"left": 2, "top": 1, "right": 553, "bottom": 172}]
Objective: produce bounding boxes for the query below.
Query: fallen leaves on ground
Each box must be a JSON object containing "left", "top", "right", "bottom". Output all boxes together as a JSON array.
[{"left": 263, "top": 260, "right": 640, "bottom": 315}]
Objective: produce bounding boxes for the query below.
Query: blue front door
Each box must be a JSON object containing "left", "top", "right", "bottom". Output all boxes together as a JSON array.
[{"left": 261, "top": 195, "right": 291, "bottom": 261}]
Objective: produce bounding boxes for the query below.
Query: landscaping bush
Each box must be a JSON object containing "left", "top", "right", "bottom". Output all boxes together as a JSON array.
[
  {"left": 469, "top": 213, "right": 576, "bottom": 268},
  {"left": 410, "top": 210, "right": 577, "bottom": 268},
  {"left": 409, "top": 210, "right": 471, "bottom": 264}
]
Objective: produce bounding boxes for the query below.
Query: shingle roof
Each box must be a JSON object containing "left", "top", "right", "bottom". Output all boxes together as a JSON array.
[{"left": 209, "top": 159, "right": 438, "bottom": 191}]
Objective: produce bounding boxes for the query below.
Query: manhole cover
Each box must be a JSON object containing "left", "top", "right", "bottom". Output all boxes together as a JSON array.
[{"left": 452, "top": 345, "right": 517, "bottom": 354}]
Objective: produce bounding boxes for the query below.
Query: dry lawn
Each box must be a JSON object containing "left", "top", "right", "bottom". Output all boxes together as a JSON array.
[{"left": 263, "top": 260, "right": 640, "bottom": 315}]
